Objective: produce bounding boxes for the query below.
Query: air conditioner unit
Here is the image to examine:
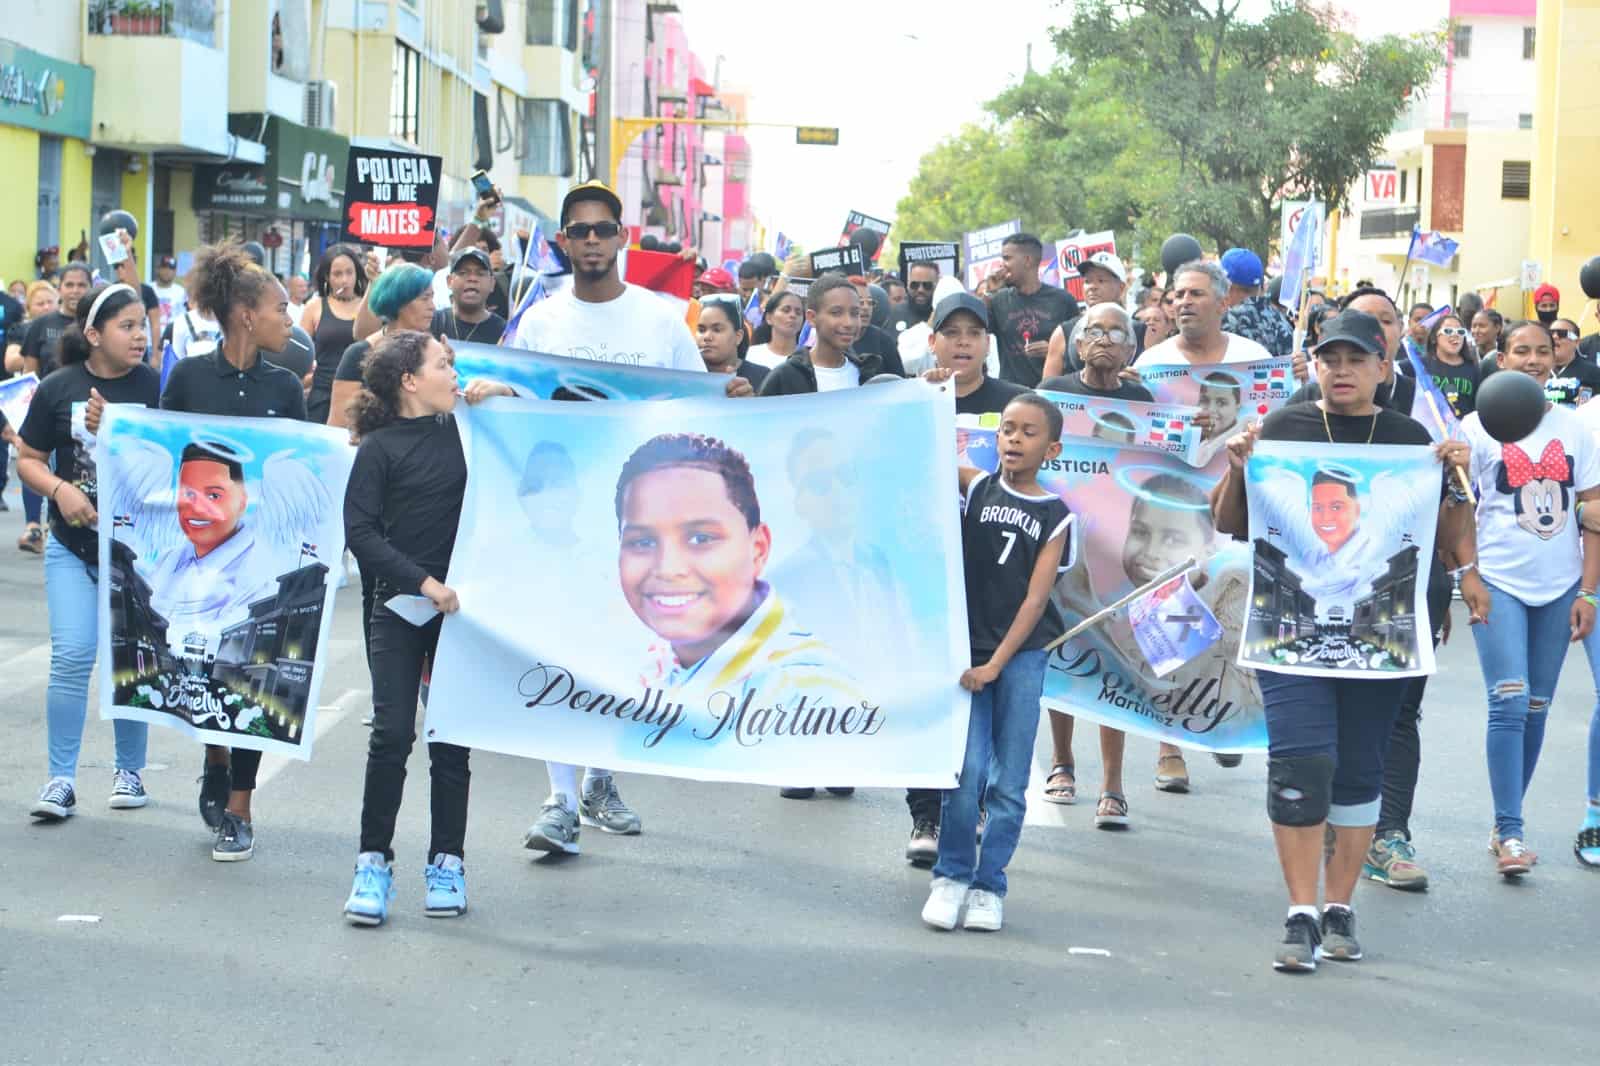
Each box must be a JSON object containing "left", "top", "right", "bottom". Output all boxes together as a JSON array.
[{"left": 304, "top": 80, "right": 337, "bottom": 129}]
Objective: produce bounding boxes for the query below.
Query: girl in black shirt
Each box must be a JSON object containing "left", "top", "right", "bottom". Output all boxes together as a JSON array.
[
  {"left": 161, "top": 242, "right": 308, "bottom": 861},
  {"left": 16, "top": 283, "right": 159, "bottom": 821},
  {"left": 341, "top": 330, "right": 512, "bottom": 926}
]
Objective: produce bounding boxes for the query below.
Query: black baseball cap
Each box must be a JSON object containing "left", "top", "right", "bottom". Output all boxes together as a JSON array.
[
  {"left": 931, "top": 292, "right": 988, "bottom": 330},
  {"left": 1311, "top": 310, "right": 1386, "bottom": 357},
  {"left": 449, "top": 247, "right": 492, "bottom": 273},
  {"left": 560, "top": 180, "right": 623, "bottom": 226}
]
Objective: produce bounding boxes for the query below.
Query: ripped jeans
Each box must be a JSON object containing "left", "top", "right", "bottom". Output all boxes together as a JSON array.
[{"left": 1469, "top": 579, "right": 1578, "bottom": 843}]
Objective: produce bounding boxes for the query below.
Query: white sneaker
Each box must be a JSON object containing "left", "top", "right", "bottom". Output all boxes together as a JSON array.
[
  {"left": 921, "top": 877, "right": 968, "bottom": 930},
  {"left": 963, "top": 889, "right": 1003, "bottom": 931}
]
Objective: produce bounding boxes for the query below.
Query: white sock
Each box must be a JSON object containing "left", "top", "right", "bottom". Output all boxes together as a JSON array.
[
  {"left": 1323, "top": 902, "right": 1352, "bottom": 914},
  {"left": 356, "top": 850, "right": 388, "bottom": 869},
  {"left": 51, "top": 775, "right": 75, "bottom": 788},
  {"left": 546, "top": 762, "right": 580, "bottom": 807},
  {"left": 1287, "top": 904, "right": 1319, "bottom": 921}
]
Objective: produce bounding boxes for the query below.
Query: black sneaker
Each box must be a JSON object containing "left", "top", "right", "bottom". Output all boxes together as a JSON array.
[
  {"left": 212, "top": 811, "right": 255, "bottom": 862},
  {"left": 30, "top": 778, "right": 77, "bottom": 821},
  {"left": 1273, "top": 913, "right": 1321, "bottom": 973},
  {"left": 198, "top": 759, "right": 231, "bottom": 829},
  {"left": 1213, "top": 752, "right": 1243, "bottom": 768},
  {"left": 1320, "top": 905, "right": 1362, "bottom": 961},
  {"left": 906, "top": 819, "right": 939, "bottom": 867}
]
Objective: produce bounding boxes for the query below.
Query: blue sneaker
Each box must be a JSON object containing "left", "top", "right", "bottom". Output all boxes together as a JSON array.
[
  {"left": 344, "top": 854, "right": 394, "bottom": 926},
  {"left": 424, "top": 853, "right": 467, "bottom": 917}
]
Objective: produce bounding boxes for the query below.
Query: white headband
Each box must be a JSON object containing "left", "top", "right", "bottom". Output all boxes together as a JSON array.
[{"left": 85, "top": 283, "right": 138, "bottom": 332}]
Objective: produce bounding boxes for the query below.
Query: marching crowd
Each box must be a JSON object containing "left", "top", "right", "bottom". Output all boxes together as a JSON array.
[{"left": 3, "top": 177, "right": 1599, "bottom": 975}]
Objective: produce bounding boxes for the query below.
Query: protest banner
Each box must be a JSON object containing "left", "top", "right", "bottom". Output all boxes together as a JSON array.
[
  {"left": 897, "top": 241, "right": 959, "bottom": 286},
  {"left": 1136, "top": 356, "right": 1298, "bottom": 469},
  {"left": 961, "top": 426, "right": 1266, "bottom": 752},
  {"left": 340, "top": 146, "right": 443, "bottom": 249},
  {"left": 1055, "top": 231, "right": 1117, "bottom": 302},
  {"left": 1, "top": 371, "right": 39, "bottom": 428},
  {"left": 838, "top": 210, "right": 891, "bottom": 260},
  {"left": 424, "top": 386, "right": 971, "bottom": 786},
  {"left": 966, "top": 394, "right": 1207, "bottom": 467},
  {"left": 450, "top": 341, "right": 725, "bottom": 401},
  {"left": 809, "top": 244, "right": 865, "bottom": 278},
  {"left": 96, "top": 407, "right": 355, "bottom": 758},
  {"left": 964, "top": 219, "right": 1020, "bottom": 290},
  {"left": 1241, "top": 441, "right": 1441, "bottom": 678}
]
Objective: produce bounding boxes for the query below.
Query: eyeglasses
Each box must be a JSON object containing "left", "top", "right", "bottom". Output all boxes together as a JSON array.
[
  {"left": 1438, "top": 327, "right": 1468, "bottom": 338},
  {"left": 1082, "top": 326, "right": 1130, "bottom": 343},
  {"left": 563, "top": 221, "right": 621, "bottom": 240},
  {"left": 908, "top": 281, "right": 935, "bottom": 291},
  {"left": 1557, "top": 329, "right": 1580, "bottom": 341}
]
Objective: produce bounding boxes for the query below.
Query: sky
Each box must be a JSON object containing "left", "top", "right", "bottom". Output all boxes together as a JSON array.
[{"left": 674, "top": 0, "right": 1446, "bottom": 254}]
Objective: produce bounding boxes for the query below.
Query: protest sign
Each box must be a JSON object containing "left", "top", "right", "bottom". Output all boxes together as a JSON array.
[
  {"left": 809, "top": 244, "right": 865, "bottom": 278},
  {"left": 838, "top": 211, "right": 891, "bottom": 260},
  {"left": 340, "top": 146, "right": 443, "bottom": 248},
  {"left": 424, "top": 386, "right": 971, "bottom": 786},
  {"left": 897, "top": 241, "right": 959, "bottom": 286},
  {"left": 97, "top": 407, "right": 355, "bottom": 758},
  {"left": 1041, "top": 392, "right": 1207, "bottom": 467},
  {"left": 1136, "top": 356, "right": 1298, "bottom": 469},
  {"left": 784, "top": 277, "right": 815, "bottom": 301},
  {"left": 0, "top": 371, "right": 39, "bottom": 428},
  {"left": 961, "top": 427, "right": 1266, "bottom": 752},
  {"left": 1055, "top": 231, "right": 1117, "bottom": 302},
  {"left": 1241, "top": 441, "right": 1440, "bottom": 678},
  {"left": 964, "top": 219, "right": 1020, "bottom": 290},
  {"left": 450, "top": 341, "right": 725, "bottom": 401}
]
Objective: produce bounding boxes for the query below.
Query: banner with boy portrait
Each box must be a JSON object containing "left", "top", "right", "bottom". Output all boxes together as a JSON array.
[
  {"left": 424, "top": 386, "right": 973, "bottom": 787},
  {"left": 451, "top": 341, "right": 725, "bottom": 401},
  {"left": 96, "top": 407, "right": 355, "bottom": 758},
  {"left": 1137, "top": 356, "right": 1298, "bottom": 469}
]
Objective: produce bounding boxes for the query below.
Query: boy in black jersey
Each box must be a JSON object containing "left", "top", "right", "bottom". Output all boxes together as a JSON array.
[{"left": 923, "top": 393, "right": 1072, "bottom": 933}]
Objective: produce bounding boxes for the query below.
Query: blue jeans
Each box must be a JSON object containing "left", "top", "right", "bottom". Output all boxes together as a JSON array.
[
  {"left": 1469, "top": 579, "right": 1577, "bottom": 842},
  {"left": 44, "top": 537, "right": 146, "bottom": 778},
  {"left": 1257, "top": 670, "right": 1409, "bottom": 826},
  {"left": 23, "top": 484, "right": 42, "bottom": 524},
  {"left": 932, "top": 649, "right": 1046, "bottom": 897},
  {"left": 1581, "top": 625, "right": 1600, "bottom": 805}
]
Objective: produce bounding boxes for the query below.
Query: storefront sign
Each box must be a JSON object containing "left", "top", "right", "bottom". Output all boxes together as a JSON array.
[
  {"left": 0, "top": 39, "right": 94, "bottom": 140},
  {"left": 195, "top": 114, "right": 349, "bottom": 221}
]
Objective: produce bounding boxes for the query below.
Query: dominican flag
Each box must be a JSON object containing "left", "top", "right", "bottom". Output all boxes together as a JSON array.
[
  {"left": 743, "top": 289, "right": 763, "bottom": 329},
  {"left": 1406, "top": 344, "right": 1461, "bottom": 443},
  {"left": 1408, "top": 226, "right": 1461, "bottom": 267},
  {"left": 501, "top": 275, "right": 548, "bottom": 344},
  {"left": 798, "top": 321, "right": 813, "bottom": 348},
  {"left": 301, "top": 541, "right": 319, "bottom": 555},
  {"left": 775, "top": 232, "right": 793, "bottom": 262}
]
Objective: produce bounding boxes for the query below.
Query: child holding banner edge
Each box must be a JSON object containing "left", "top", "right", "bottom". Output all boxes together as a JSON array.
[
  {"left": 1210, "top": 309, "right": 1473, "bottom": 973},
  {"left": 922, "top": 393, "right": 1072, "bottom": 933}
]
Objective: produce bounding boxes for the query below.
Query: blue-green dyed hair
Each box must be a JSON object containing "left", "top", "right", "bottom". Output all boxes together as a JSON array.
[{"left": 367, "top": 263, "right": 434, "bottom": 320}]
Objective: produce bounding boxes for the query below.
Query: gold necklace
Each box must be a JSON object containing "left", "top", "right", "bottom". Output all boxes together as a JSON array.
[{"left": 1322, "top": 404, "right": 1377, "bottom": 444}]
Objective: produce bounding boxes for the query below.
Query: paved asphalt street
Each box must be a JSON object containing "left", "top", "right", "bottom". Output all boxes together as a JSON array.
[{"left": 0, "top": 467, "right": 1596, "bottom": 1066}]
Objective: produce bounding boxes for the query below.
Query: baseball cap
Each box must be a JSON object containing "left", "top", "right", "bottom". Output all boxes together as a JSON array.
[
  {"left": 560, "top": 180, "right": 623, "bottom": 226},
  {"left": 1080, "top": 250, "right": 1126, "bottom": 285},
  {"left": 1534, "top": 283, "right": 1560, "bottom": 305},
  {"left": 931, "top": 292, "right": 988, "bottom": 330},
  {"left": 1311, "top": 310, "right": 1386, "bottom": 357},
  {"left": 696, "top": 266, "right": 736, "bottom": 292},
  {"left": 449, "top": 247, "right": 492, "bottom": 273},
  {"left": 1220, "top": 247, "right": 1265, "bottom": 288},
  {"left": 157, "top": 254, "right": 177, "bottom": 268}
]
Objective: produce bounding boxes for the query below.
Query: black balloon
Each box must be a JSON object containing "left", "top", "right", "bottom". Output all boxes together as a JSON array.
[
  {"left": 1476, "top": 369, "right": 1547, "bottom": 443},
  {"left": 1161, "top": 234, "right": 1203, "bottom": 277},
  {"left": 664, "top": 241, "right": 682, "bottom": 254},
  {"left": 241, "top": 241, "right": 268, "bottom": 267},
  {"left": 639, "top": 234, "right": 661, "bottom": 251},
  {"left": 848, "top": 227, "right": 882, "bottom": 260},
  {"left": 1580, "top": 256, "right": 1600, "bottom": 300},
  {"left": 98, "top": 209, "right": 138, "bottom": 239}
]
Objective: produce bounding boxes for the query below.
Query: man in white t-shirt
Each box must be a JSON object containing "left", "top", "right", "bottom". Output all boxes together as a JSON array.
[
  {"left": 516, "top": 181, "right": 749, "bottom": 862},
  {"left": 1137, "top": 259, "right": 1270, "bottom": 367},
  {"left": 152, "top": 255, "right": 188, "bottom": 337}
]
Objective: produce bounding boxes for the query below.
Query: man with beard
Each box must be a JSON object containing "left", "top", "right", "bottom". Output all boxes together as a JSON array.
[
  {"left": 894, "top": 261, "right": 942, "bottom": 369},
  {"left": 431, "top": 248, "right": 506, "bottom": 346}
]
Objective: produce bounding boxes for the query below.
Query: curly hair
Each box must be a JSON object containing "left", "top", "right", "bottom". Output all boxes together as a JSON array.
[
  {"left": 188, "top": 241, "right": 277, "bottom": 323},
  {"left": 349, "top": 330, "right": 432, "bottom": 441},
  {"left": 614, "top": 433, "right": 761, "bottom": 531}
]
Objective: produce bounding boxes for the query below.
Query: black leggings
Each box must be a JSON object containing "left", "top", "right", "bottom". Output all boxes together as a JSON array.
[{"left": 358, "top": 599, "right": 470, "bottom": 863}]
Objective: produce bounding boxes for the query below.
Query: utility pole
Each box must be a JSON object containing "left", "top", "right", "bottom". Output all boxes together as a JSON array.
[{"left": 595, "top": 0, "right": 613, "bottom": 186}]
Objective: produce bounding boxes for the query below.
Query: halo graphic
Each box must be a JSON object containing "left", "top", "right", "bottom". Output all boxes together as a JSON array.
[{"left": 1114, "top": 463, "right": 1214, "bottom": 511}]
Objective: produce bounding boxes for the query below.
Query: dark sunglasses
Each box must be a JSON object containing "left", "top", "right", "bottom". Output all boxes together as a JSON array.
[
  {"left": 564, "top": 221, "right": 621, "bottom": 240},
  {"left": 908, "top": 280, "right": 936, "bottom": 291},
  {"left": 1557, "top": 329, "right": 1580, "bottom": 341}
]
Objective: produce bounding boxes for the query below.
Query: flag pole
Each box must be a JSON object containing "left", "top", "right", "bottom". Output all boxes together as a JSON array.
[
  {"left": 1394, "top": 226, "right": 1419, "bottom": 307},
  {"left": 1043, "top": 557, "right": 1198, "bottom": 653}
]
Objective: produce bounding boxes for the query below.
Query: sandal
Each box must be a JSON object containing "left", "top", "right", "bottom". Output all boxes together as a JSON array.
[
  {"left": 1094, "top": 791, "right": 1130, "bottom": 830},
  {"left": 1042, "top": 763, "right": 1076, "bottom": 805},
  {"left": 1154, "top": 752, "right": 1190, "bottom": 794}
]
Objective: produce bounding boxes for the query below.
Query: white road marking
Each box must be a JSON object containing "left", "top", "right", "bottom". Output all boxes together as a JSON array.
[
  {"left": 1068, "top": 946, "right": 1112, "bottom": 957},
  {"left": 57, "top": 914, "right": 102, "bottom": 923},
  {"left": 255, "top": 688, "right": 366, "bottom": 789}
]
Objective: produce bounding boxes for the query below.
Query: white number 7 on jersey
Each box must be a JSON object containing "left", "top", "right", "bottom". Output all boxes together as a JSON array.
[{"left": 997, "top": 530, "right": 1017, "bottom": 565}]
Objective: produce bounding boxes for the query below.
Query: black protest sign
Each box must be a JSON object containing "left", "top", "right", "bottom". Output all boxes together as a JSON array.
[
  {"left": 809, "top": 244, "right": 865, "bottom": 278},
  {"left": 838, "top": 210, "right": 891, "bottom": 261},
  {"left": 897, "top": 241, "right": 960, "bottom": 285},
  {"left": 784, "top": 277, "right": 815, "bottom": 300},
  {"left": 340, "top": 146, "right": 444, "bottom": 248}
]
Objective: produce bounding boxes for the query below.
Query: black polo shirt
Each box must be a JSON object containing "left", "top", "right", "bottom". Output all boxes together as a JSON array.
[{"left": 161, "top": 346, "right": 308, "bottom": 420}]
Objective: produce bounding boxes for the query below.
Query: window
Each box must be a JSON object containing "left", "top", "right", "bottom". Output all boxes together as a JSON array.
[
  {"left": 1453, "top": 24, "right": 1471, "bottom": 59},
  {"left": 521, "top": 99, "right": 574, "bottom": 176},
  {"left": 1501, "top": 160, "right": 1531, "bottom": 200},
  {"left": 526, "top": 0, "right": 577, "bottom": 49},
  {"left": 1523, "top": 26, "right": 1536, "bottom": 60},
  {"left": 1519, "top": 113, "right": 1534, "bottom": 129},
  {"left": 390, "top": 43, "right": 422, "bottom": 143}
]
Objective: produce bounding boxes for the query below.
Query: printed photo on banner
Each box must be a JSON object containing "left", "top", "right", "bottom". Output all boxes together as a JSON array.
[
  {"left": 963, "top": 427, "right": 1265, "bottom": 752},
  {"left": 1136, "top": 356, "right": 1297, "bottom": 468},
  {"left": 340, "top": 146, "right": 443, "bottom": 249},
  {"left": 1, "top": 371, "right": 39, "bottom": 428},
  {"left": 1241, "top": 441, "right": 1440, "bottom": 678},
  {"left": 96, "top": 406, "right": 355, "bottom": 758},
  {"left": 450, "top": 341, "right": 724, "bottom": 401},
  {"left": 1036, "top": 391, "right": 1207, "bottom": 467},
  {"left": 425, "top": 386, "right": 971, "bottom": 787}
]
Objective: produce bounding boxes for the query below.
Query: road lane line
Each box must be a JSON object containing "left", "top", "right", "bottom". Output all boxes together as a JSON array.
[{"left": 255, "top": 687, "right": 366, "bottom": 789}]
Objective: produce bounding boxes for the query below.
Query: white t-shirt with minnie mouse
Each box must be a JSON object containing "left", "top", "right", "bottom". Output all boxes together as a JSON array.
[{"left": 1464, "top": 402, "right": 1600, "bottom": 605}]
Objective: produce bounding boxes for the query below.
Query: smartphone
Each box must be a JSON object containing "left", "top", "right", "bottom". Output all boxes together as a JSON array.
[
  {"left": 470, "top": 170, "right": 499, "bottom": 205},
  {"left": 98, "top": 231, "right": 129, "bottom": 266}
]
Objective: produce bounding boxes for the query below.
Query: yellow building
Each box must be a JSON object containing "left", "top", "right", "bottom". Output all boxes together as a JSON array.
[{"left": 1527, "top": 0, "right": 1600, "bottom": 322}]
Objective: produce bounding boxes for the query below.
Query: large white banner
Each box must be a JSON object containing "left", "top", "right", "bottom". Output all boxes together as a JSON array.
[{"left": 424, "top": 385, "right": 972, "bottom": 787}]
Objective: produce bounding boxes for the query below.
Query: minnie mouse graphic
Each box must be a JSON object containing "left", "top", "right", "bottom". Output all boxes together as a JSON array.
[{"left": 1495, "top": 438, "right": 1573, "bottom": 540}]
